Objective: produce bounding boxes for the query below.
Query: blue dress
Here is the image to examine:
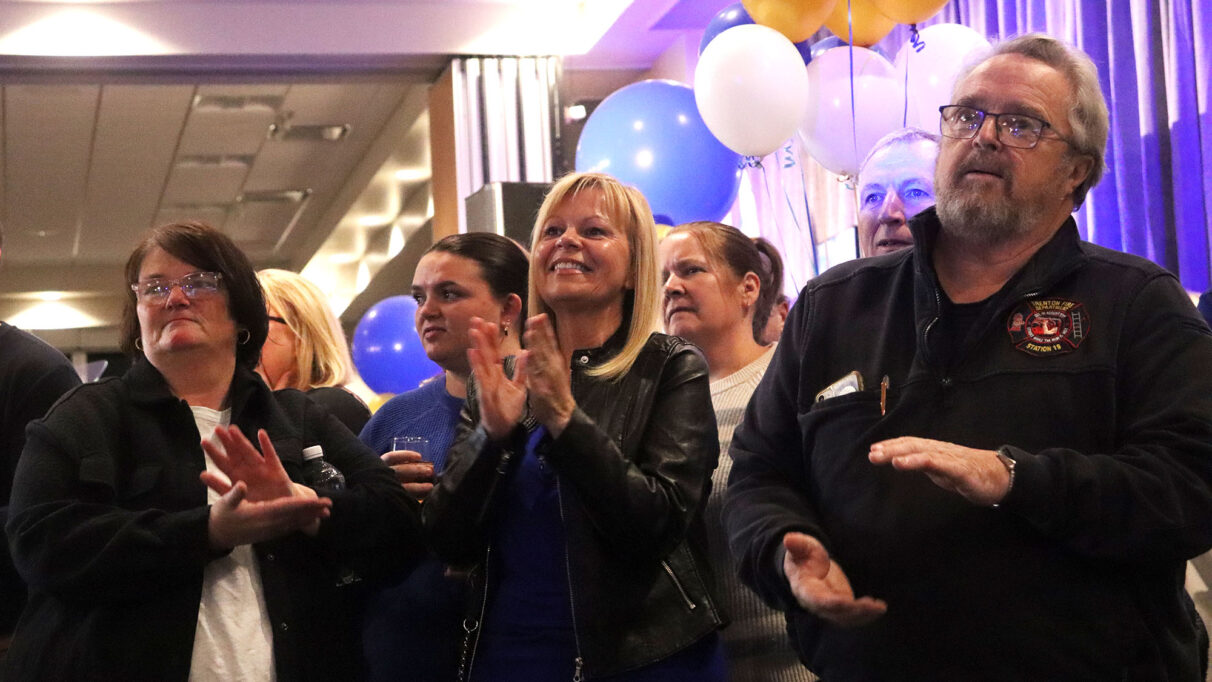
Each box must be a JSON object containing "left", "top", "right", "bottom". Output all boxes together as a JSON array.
[{"left": 471, "top": 428, "right": 726, "bottom": 682}]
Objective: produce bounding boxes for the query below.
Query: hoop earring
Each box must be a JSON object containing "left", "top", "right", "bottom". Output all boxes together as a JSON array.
[
  {"left": 134, "top": 338, "right": 143, "bottom": 351},
  {"left": 237, "top": 329, "right": 251, "bottom": 345}
]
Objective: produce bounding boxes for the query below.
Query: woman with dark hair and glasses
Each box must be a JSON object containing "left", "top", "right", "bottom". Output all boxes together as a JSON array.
[
  {"left": 359, "top": 231, "right": 527, "bottom": 682},
  {"left": 5, "top": 221, "right": 422, "bottom": 681}
]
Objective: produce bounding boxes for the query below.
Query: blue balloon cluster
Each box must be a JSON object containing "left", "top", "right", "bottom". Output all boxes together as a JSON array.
[
  {"left": 575, "top": 80, "right": 742, "bottom": 226},
  {"left": 352, "top": 296, "right": 441, "bottom": 394}
]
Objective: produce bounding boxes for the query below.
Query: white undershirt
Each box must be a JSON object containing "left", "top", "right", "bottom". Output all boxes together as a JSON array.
[{"left": 188, "top": 406, "right": 277, "bottom": 682}]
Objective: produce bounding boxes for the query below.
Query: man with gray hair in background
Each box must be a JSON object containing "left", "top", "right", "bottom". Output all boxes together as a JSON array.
[
  {"left": 726, "top": 33, "right": 1212, "bottom": 679},
  {"left": 855, "top": 127, "right": 940, "bottom": 258}
]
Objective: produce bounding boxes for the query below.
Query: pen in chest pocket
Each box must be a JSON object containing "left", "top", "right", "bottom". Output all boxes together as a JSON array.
[{"left": 880, "top": 375, "right": 889, "bottom": 416}]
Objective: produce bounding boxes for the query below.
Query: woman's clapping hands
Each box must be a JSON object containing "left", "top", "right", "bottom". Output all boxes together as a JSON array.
[
  {"left": 201, "top": 425, "right": 331, "bottom": 549},
  {"left": 467, "top": 314, "right": 577, "bottom": 441}
]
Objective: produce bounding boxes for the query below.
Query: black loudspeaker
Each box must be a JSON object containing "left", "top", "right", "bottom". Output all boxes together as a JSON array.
[{"left": 465, "top": 181, "right": 551, "bottom": 246}]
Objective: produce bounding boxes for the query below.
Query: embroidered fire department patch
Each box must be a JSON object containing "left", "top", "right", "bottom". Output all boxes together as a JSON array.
[{"left": 1006, "top": 299, "right": 1089, "bottom": 356}]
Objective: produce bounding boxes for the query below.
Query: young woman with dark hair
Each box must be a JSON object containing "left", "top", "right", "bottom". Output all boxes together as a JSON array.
[{"left": 358, "top": 231, "right": 528, "bottom": 682}]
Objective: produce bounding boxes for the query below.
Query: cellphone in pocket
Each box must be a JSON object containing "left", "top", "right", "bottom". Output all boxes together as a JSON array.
[{"left": 815, "top": 371, "right": 864, "bottom": 402}]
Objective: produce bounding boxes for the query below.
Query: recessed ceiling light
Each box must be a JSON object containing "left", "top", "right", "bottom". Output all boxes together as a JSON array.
[
  {"left": 237, "top": 189, "right": 311, "bottom": 204},
  {"left": 0, "top": 10, "right": 171, "bottom": 56},
  {"left": 193, "top": 95, "right": 284, "bottom": 111},
  {"left": 387, "top": 225, "right": 405, "bottom": 259},
  {"left": 394, "top": 168, "right": 431, "bottom": 182},
  {"left": 357, "top": 215, "right": 393, "bottom": 228},
  {"left": 326, "top": 253, "right": 360, "bottom": 265},
  {"left": 8, "top": 301, "right": 102, "bottom": 330},
  {"left": 176, "top": 155, "right": 254, "bottom": 168},
  {"left": 564, "top": 104, "right": 587, "bottom": 122},
  {"left": 268, "top": 124, "right": 351, "bottom": 142}
]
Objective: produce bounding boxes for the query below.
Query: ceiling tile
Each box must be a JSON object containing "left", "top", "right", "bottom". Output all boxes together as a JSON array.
[
  {"left": 163, "top": 158, "right": 251, "bottom": 204},
  {"left": 280, "top": 82, "right": 392, "bottom": 124},
  {"left": 155, "top": 204, "right": 229, "bottom": 231},
  {"left": 77, "top": 84, "right": 195, "bottom": 262},
  {"left": 226, "top": 197, "right": 308, "bottom": 256},
  {"left": 196, "top": 84, "right": 291, "bottom": 99},
  {"left": 4, "top": 84, "right": 98, "bottom": 263},
  {"left": 179, "top": 103, "right": 277, "bottom": 156}
]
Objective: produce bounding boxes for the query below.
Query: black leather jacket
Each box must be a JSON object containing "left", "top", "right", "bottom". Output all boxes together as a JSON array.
[{"left": 423, "top": 329, "right": 724, "bottom": 679}]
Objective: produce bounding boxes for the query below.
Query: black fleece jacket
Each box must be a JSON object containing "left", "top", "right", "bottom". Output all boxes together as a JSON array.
[
  {"left": 6, "top": 360, "right": 422, "bottom": 682},
  {"left": 726, "top": 209, "right": 1212, "bottom": 681}
]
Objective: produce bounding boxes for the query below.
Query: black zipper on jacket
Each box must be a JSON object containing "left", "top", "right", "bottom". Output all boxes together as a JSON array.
[
  {"left": 463, "top": 443, "right": 516, "bottom": 681},
  {"left": 555, "top": 478, "right": 586, "bottom": 682},
  {"left": 560, "top": 362, "right": 586, "bottom": 682},
  {"left": 457, "top": 548, "right": 491, "bottom": 682},
  {"left": 460, "top": 443, "right": 515, "bottom": 682},
  {"left": 922, "top": 286, "right": 943, "bottom": 370}
]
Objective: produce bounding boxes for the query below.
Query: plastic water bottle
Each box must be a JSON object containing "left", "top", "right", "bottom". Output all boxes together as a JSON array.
[{"left": 302, "top": 445, "right": 345, "bottom": 491}]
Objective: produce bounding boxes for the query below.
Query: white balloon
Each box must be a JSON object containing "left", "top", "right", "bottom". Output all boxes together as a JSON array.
[
  {"left": 798, "top": 46, "right": 905, "bottom": 176},
  {"left": 815, "top": 44, "right": 897, "bottom": 81},
  {"left": 694, "top": 24, "right": 810, "bottom": 158},
  {"left": 892, "top": 23, "right": 992, "bottom": 131}
]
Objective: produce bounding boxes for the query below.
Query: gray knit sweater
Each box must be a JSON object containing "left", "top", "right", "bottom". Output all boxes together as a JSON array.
[{"left": 706, "top": 345, "right": 816, "bottom": 682}]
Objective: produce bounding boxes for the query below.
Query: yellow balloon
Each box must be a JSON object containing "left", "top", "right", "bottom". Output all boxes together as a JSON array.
[
  {"left": 743, "top": 0, "right": 840, "bottom": 44},
  {"left": 368, "top": 392, "right": 394, "bottom": 413},
  {"left": 823, "top": 0, "right": 897, "bottom": 46},
  {"left": 870, "top": 0, "right": 948, "bottom": 25}
]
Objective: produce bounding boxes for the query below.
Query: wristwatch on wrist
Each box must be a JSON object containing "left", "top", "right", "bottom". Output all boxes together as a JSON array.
[{"left": 991, "top": 447, "right": 1016, "bottom": 509}]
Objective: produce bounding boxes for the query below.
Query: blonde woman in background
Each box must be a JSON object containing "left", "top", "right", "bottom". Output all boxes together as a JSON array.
[
  {"left": 660, "top": 221, "right": 813, "bottom": 682},
  {"left": 257, "top": 268, "right": 375, "bottom": 433}
]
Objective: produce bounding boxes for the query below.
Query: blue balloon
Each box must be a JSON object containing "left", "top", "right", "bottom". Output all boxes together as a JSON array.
[
  {"left": 794, "top": 38, "right": 813, "bottom": 64},
  {"left": 699, "top": 3, "right": 753, "bottom": 55},
  {"left": 575, "top": 80, "right": 742, "bottom": 226},
  {"left": 351, "top": 296, "right": 441, "bottom": 394},
  {"left": 811, "top": 35, "right": 890, "bottom": 61}
]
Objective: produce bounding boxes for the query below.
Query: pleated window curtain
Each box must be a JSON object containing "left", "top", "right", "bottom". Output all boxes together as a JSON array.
[{"left": 447, "top": 56, "right": 560, "bottom": 232}]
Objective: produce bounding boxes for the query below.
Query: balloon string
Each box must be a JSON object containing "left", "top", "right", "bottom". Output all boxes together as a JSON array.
[
  {"left": 902, "top": 25, "right": 913, "bottom": 127},
  {"left": 794, "top": 154, "right": 821, "bottom": 279},
  {"left": 846, "top": 0, "right": 859, "bottom": 177},
  {"left": 759, "top": 159, "right": 803, "bottom": 292},
  {"left": 905, "top": 25, "right": 926, "bottom": 128}
]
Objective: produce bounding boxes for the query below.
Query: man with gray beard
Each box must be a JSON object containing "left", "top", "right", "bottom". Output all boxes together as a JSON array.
[{"left": 725, "top": 33, "right": 1212, "bottom": 680}]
